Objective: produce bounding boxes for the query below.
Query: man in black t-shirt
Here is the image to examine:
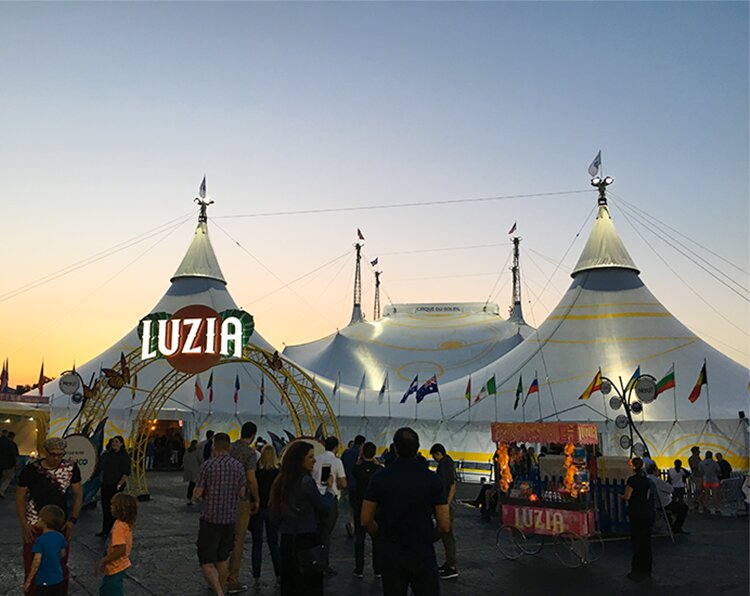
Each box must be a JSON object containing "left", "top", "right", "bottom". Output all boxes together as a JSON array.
[
  {"left": 622, "top": 457, "right": 652, "bottom": 582},
  {"left": 351, "top": 441, "right": 383, "bottom": 578},
  {"left": 430, "top": 443, "right": 458, "bottom": 579},
  {"left": 16, "top": 436, "right": 82, "bottom": 596},
  {"left": 362, "top": 428, "right": 449, "bottom": 596}
]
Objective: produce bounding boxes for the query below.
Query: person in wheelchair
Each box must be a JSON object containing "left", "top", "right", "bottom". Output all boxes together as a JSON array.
[{"left": 646, "top": 464, "right": 689, "bottom": 535}]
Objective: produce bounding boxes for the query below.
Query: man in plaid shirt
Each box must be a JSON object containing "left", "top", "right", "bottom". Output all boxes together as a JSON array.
[{"left": 193, "top": 432, "right": 246, "bottom": 595}]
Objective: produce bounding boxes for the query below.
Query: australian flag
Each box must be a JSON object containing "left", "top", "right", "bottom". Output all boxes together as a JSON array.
[
  {"left": 416, "top": 375, "right": 439, "bottom": 404},
  {"left": 400, "top": 375, "right": 419, "bottom": 403}
]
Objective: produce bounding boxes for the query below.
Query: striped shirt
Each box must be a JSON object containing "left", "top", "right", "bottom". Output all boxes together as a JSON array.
[{"left": 197, "top": 453, "right": 245, "bottom": 524}]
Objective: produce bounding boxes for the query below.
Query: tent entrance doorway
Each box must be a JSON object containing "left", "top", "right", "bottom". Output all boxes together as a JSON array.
[{"left": 146, "top": 419, "right": 185, "bottom": 470}]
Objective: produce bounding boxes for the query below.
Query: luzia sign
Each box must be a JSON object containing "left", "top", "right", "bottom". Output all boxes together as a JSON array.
[{"left": 138, "top": 305, "right": 254, "bottom": 373}]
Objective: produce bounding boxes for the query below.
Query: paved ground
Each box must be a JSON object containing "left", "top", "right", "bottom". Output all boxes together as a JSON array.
[{"left": 0, "top": 472, "right": 747, "bottom": 596}]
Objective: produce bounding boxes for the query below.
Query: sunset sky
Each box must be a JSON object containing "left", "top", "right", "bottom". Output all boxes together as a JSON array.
[{"left": 1, "top": 2, "right": 747, "bottom": 387}]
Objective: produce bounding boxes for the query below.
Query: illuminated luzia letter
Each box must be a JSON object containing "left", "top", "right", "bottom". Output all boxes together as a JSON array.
[
  {"left": 141, "top": 320, "right": 157, "bottom": 360},
  {"left": 158, "top": 319, "right": 181, "bottom": 356},
  {"left": 221, "top": 317, "right": 243, "bottom": 358}
]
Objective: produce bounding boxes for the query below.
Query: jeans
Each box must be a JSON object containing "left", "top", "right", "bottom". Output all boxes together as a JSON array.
[
  {"left": 380, "top": 544, "right": 439, "bottom": 596},
  {"left": 249, "top": 507, "right": 281, "bottom": 578},
  {"left": 440, "top": 506, "right": 457, "bottom": 568},
  {"left": 353, "top": 502, "right": 381, "bottom": 574},
  {"left": 318, "top": 497, "right": 338, "bottom": 568},
  {"left": 186, "top": 481, "right": 195, "bottom": 500}
]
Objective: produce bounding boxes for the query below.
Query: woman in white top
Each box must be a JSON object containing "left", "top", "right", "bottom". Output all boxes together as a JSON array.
[{"left": 667, "top": 459, "right": 690, "bottom": 503}]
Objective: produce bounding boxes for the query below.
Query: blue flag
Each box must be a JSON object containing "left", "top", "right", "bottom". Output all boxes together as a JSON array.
[
  {"left": 400, "top": 375, "right": 419, "bottom": 403},
  {"left": 416, "top": 375, "right": 439, "bottom": 403}
]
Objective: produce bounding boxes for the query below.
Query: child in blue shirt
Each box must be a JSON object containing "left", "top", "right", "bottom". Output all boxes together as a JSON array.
[{"left": 24, "top": 504, "right": 67, "bottom": 596}]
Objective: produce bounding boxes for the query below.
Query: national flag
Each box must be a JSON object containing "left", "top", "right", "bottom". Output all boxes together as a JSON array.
[
  {"left": 131, "top": 374, "right": 138, "bottom": 401},
  {"left": 357, "top": 228, "right": 365, "bottom": 240},
  {"left": 523, "top": 377, "right": 540, "bottom": 407},
  {"left": 655, "top": 365, "right": 675, "bottom": 396},
  {"left": 38, "top": 360, "right": 45, "bottom": 397},
  {"left": 508, "top": 222, "right": 517, "bottom": 235},
  {"left": 195, "top": 375, "right": 205, "bottom": 402},
  {"left": 400, "top": 375, "right": 419, "bottom": 403},
  {"left": 474, "top": 384, "right": 488, "bottom": 403},
  {"left": 233, "top": 373, "right": 240, "bottom": 404},
  {"left": 513, "top": 375, "right": 523, "bottom": 410},
  {"left": 688, "top": 362, "right": 707, "bottom": 403},
  {"left": 487, "top": 374, "right": 497, "bottom": 395},
  {"left": 416, "top": 375, "right": 438, "bottom": 403},
  {"left": 259, "top": 376, "right": 265, "bottom": 405},
  {"left": 332, "top": 372, "right": 341, "bottom": 399},
  {"left": 625, "top": 366, "right": 641, "bottom": 395},
  {"left": 199, "top": 175, "right": 207, "bottom": 199},
  {"left": 465, "top": 377, "right": 472, "bottom": 403},
  {"left": 579, "top": 369, "right": 602, "bottom": 400},
  {"left": 378, "top": 373, "right": 388, "bottom": 404},
  {"left": 588, "top": 150, "right": 602, "bottom": 177},
  {"left": 207, "top": 371, "right": 214, "bottom": 403},
  {"left": 370, "top": 257, "right": 378, "bottom": 267},
  {"left": 355, "top": 373, "right": 366, "bottom": 402}
]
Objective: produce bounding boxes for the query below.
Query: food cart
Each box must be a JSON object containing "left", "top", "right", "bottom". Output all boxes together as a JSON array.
[{"left": 491, "top": 422, "right": 602, "bottom": 567}]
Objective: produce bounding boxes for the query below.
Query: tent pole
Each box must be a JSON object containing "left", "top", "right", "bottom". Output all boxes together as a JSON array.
[{"left": 704, "top": 358, "right": 712, "bottom": 421}]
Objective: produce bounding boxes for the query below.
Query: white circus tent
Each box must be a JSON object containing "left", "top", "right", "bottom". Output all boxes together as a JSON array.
[{"left": 43, "top": 212, "right": 298, "bottom": 445}]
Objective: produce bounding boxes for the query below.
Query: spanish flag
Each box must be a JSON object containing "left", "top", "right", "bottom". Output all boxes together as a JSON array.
[
  {"left": 688, "top": 362, "right": 707, "bottom": 403},
  {"left": 579, "top": 369, "right": 602, "bottom": 400}
]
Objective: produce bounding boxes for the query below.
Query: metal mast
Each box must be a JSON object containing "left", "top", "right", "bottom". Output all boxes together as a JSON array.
[
  {"left": 349, "top": 242, "right": 364, "bottom": 324},
  {"left": 373, "top": 270, "right": 382, "bottom": 320},
  {"left": 508, "top": 236, "right": 526, "bottom": 324}
]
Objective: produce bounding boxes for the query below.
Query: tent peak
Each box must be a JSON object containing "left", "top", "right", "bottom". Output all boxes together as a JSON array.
[
  {"left": 170, "top": 220, "right": 227, "bottom": 284},
  {"left": 571, "top": 203, "right": 639, "bottom": 277}
]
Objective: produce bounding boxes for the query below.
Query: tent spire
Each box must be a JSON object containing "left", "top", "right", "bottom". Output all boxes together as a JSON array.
[
  {"left": 508, "top": 236, "right": 526, "bottom": 324},
  {"left": 373, "top": 269, "right": 382, "bottom": 320},
  {"left": 349, "top": 242, "right": 364, "bottom": 324}
]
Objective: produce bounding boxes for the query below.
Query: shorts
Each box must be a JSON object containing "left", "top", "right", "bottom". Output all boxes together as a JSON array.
[
  {"left": 197, "top": 519, "right": 234, "bottom": 565},
  {"left": 35, "top": 584, "right": 63, "bottom": 596},
  {"left": 703, "top": 482, "right": 720, "bottom": 489},
  {"left": 99, "top": 571, "right": 125, "bottom": 596}
]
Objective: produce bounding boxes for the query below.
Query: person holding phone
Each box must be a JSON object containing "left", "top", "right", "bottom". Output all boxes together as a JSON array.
[{"left": 312, "top": 436, "right": 347, "bottom": 577}]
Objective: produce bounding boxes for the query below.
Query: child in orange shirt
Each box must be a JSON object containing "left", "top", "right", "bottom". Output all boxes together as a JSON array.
[{"left": 98, "top": 493, "right": 137, "bottom": 596}]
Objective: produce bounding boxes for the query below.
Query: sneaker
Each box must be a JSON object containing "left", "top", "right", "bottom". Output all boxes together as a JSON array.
[
  {"left": 438, "top": 563, "right": 448, "bottom": 572},
  {"left": 439, "top": 567, "right": 459, "bottom": 579},
  {"left": 227, "top": 585, "right": 247, "bottom": 594},
  {"left": 352, "top": 570, "right": 364, "bottom": 579},
  {"left": 374, "top": 573, "right": 382, "bottom": 579}
]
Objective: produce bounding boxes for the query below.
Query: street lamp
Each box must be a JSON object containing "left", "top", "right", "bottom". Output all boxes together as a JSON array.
[{"left": 601, "top": 372, "right": 657, "bottom": 458}]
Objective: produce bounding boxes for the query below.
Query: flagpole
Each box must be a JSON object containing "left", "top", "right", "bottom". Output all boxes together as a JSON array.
[
  {"left": 387, "top": 385, "right": 391, "bottom": 419},
  {"left": 672, "top": 362, "right": 678, "bottom": 423},
  {"left": 437, "top": 391, "right": 445, "bottom": 420},
  {"left": 493, "top": 392, "right": 498, "bottom": 422},
  {"left": 363, "top": 385, "right": 366, "bottom": 419},
  {"left": 704, "top": 358, "right": 711, "bottom": 421}
]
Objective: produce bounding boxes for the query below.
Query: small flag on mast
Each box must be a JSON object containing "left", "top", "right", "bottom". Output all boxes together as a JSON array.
[
  {"left": 332, "top": 372, "right": 341, "bottom": 399},
  {"left": 207, "top": 371, "right": 214, "bottom": 403},
  {"left": 588, "top": 151, "right": 602, "bottom": 177},
  {"left": 38, "top": 360, "right": 45, "bottom": 397},
  {"left": 233, "top": 373, "right": 240, "bottom": 404},
  {"left": 523, "top": 377, "right": 540, "bottom": 407},
  {"left": 0, "top": 358, "right": 8, "bottom": 393},
  {"left": 131, "top": 374, "right": 138, "bottom": 401},
  {"left": 625, "top": 366, "right": 641, "bottom": 395},
  {"left": 199, "top": 176, "right": 207, "bottom": 199},
  {"left": 655, "top": 365, "right": 675, "bottom": 396},
  {"left": 260, "top": 376, "right": 265, "bottom": 405},
  {"left": 355, "top": 373, "right": 366, "bottom": 402},
  {"left": 370, "top": 257, "right": 378, "bottom": 267},
  {"left": 465, "top": 377, "right": 472, "bottom": 403},
  {"left": 416, "top": 375, "right": 438, "bottom": 403},
  {"left": 357, "top": 228, "right": 365, "bottom": 240},
  {"left": 579, "top": 369, "right": 603, "bottom": 400},
  {"left": 378, "top": 372, "right": 388, "bottom": 404},
  {"left": 688, "top": 362, "right": 707, "bottom": 403},
  {"left": 508, "top": 222, "right": 517, "bottom": 235},
  {"left": 195, "top": 375, "right": 205, "bottom": 402},
  {"left": 400, "top": 375, "right": 419, "bottom": 403},
  {"left": 513, "top": 375, "right": 523, "bottom": 410}
]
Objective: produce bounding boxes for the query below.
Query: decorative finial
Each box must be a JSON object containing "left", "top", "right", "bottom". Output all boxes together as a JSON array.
[{"left": 194, "top": 175, "right": 214, "bottom": 222}]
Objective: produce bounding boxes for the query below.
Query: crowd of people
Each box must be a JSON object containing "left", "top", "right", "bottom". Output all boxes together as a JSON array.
[{"left": 8, "top": 428, "right": 744, "bottom": 595}]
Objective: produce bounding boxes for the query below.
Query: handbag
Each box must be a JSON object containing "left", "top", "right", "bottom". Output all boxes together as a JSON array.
[{"left": 295, "top": 542, "right": 327, "bottom": 575}]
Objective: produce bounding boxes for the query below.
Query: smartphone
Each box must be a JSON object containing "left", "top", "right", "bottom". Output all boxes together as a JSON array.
[{"left": 321, "top": 464, "right": 332, "bottom": 483}]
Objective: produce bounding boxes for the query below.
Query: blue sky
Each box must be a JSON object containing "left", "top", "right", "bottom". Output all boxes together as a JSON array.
[{"left": 1, "top": 1, "right": 747, "bottom": 383}]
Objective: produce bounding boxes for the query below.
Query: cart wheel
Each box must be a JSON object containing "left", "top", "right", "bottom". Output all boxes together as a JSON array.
[
  {"left": 554, "top": 531, "right": 586, "bottom": 568},
  {"left": 521, "top": 532, "right": 545, "bottom": 555},
  {"left": 496, "top": 525, "right": 526, "bottom": 560},
  {"left": 584, "top": 532, "right": 604, "bottom": 563}
]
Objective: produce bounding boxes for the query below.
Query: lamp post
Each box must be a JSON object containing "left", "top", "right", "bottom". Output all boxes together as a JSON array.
[{"left": 601, "top": 372, "right": 657, "bottom": 458}]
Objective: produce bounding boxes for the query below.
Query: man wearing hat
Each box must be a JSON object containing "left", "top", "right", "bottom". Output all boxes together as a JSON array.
[{"left": 16, "top": 437, "right": 83, "bottom": 595}]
